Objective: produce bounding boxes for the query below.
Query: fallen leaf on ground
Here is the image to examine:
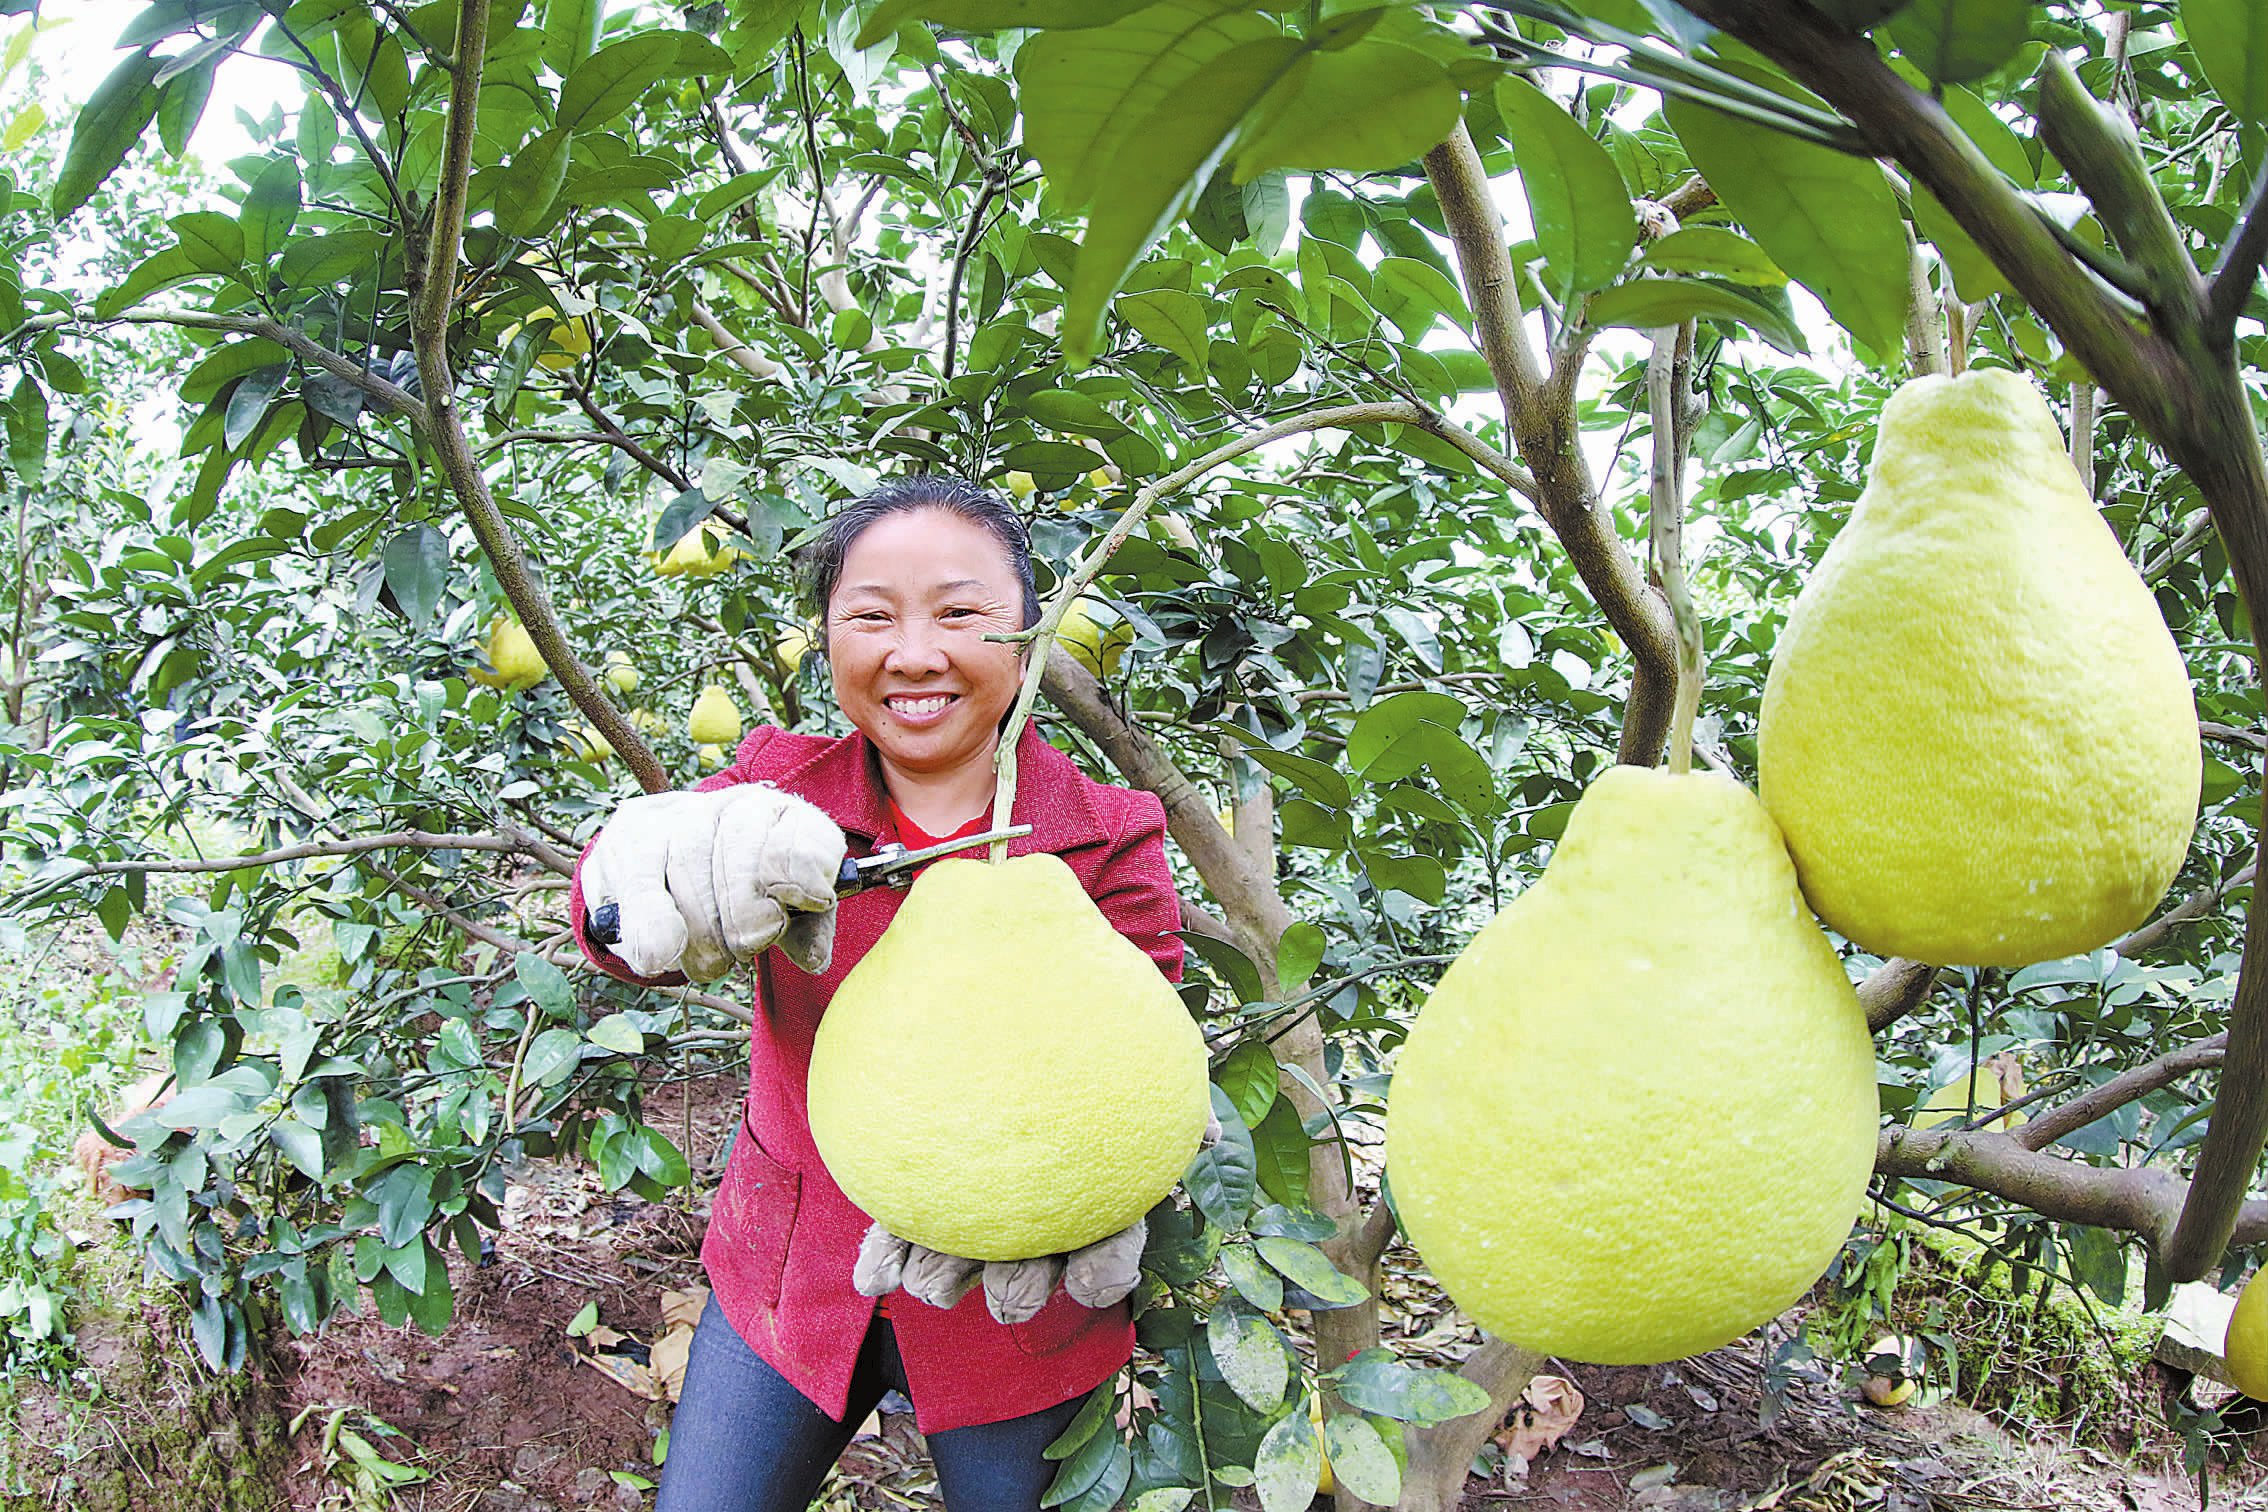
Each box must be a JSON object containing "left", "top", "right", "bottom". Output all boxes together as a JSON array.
[{"left": 1497, "top": 1373, "right": 1585, "bottom": 1462}]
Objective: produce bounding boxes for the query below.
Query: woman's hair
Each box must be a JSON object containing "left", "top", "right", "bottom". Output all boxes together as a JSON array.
[{"left": 795, "top": 475, "right": 1042, "bottom": 637}]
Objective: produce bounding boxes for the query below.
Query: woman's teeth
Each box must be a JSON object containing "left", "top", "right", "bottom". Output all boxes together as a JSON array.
[{"left": 889, "top": 695, "right": 954, "bottom": 717}]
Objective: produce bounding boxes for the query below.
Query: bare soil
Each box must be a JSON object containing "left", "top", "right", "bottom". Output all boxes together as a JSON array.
[{"left": 11, "top": 1062, "right": 2268, "bottom": 1511}]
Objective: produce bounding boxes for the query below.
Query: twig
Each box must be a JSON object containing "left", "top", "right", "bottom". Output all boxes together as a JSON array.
[
  {"left": 2112, "top": 861, "right": 2257, "bottom": 958},
  {"left": 2207, "top": 161, "right": 2268, "bottom": 336}
]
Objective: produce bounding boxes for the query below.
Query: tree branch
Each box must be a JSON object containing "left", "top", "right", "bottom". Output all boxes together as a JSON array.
[
  {"left": 691, "top": 302, "right": 783, "bottom": 381},
  {"left": 563, "top": 377, "right": 693, "bottom": 494},
  {"left": 1423, "top": 121, "right": 1677, "bottom": 767},
  {"left": 1859, "top": 956, "right": 1939, "bottom": 1034},
  {"left": 37, "top": 828, "right": 570, "bottom": 883},
  {"left": 2207, "top": 160, "right": 2268, "bottom": 337},
  {"left": 102, "top": 311, "right": 425, "bottom": 427},
  {"left": 2112, "top": 861, "right": 2257, "bottom": 958},
  {"left": 414, "top": 0, "right": 489, "bottom": 345},
  {"left": 2015, "top": 1033, "right": 2225, "bottom": 1153},
  {"left": 1403, "top": 1338, "right": 1543, "bottom": 1512}
]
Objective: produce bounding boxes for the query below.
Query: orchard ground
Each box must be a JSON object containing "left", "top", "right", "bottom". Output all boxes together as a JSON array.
[{"left": 0, "top": 914, "right": 2260, "bottom": 1512}]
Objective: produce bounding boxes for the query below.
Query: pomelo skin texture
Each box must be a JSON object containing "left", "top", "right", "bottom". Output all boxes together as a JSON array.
[
  {"left": 1758, "top": 368, "right": 2198, "bottom": 968},
  {"left": 2227, "top": 1270, "right": 2268, "bottom": 1399},
  {"left": 807, "top": 852, "right": 1210, "bottom": 1262},
  {"left": 1385, "top": 767, "right": 1878, "bottom": 1365}
]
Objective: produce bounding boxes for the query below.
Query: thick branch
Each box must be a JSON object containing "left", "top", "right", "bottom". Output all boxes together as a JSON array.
[
  {"left": 1403, "top": 1339, "right": 1543, "bottom": 1512},
  {"left": 1423, "top": 121, "right": 1676, "bottom": 767},
  {"left": 2035, "top": 56, "right": 2200, "bottom": 317},
  {"left": 2016, "top": 1033, "right": 2225, "bottom": 1152},
  {"left": 566, "top": 379, "right": 693, "bottom": 494},
  {"left": 1874, "top": 1124, "right": 2268, "bottom": 1255},
  {"left": 1860, "top": 956, "right": 1939, "bottom": 1034}
]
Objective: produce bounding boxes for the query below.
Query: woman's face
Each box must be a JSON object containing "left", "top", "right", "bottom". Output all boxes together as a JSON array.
[{"left": 827, "top": 507, "right": 1028, "bottom": 782}]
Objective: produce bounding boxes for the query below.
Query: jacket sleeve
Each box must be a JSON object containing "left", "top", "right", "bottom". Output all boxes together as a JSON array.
[
  {"left": 567, "top": 726, "right": 781, "bottom": 985},
  {"left": 1091, "top": 788, "right": 1185, "bottom": 986}
]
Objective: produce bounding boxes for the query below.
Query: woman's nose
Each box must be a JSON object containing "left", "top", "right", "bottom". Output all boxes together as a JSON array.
[{"left": 884, "top": 621, "right": 950, "bottom": 671}]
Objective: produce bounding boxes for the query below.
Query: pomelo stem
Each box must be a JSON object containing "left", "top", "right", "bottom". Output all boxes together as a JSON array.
[{"left": 1647, "top": 323, "right": 1704, "bottom": 776}]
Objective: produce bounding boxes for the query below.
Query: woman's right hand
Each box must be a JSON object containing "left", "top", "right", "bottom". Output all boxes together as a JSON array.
[{"left": 581, "top": 787, "right": 848, "bottom": 981}]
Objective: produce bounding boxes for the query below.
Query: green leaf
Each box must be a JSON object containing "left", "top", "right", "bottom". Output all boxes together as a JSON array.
[
  {"left": 1495, "top": 74, "right": 1637, "bottom": 302},
  {"left": 541, "top": 0, "right": 605, "bottom": 76},
  {"left": 1207, "top": 1304, "right": 1289, "bottom": 1413},
  {"left": 1255, "top": 1237, "right": 1367, "bottom": 1306},
  {"left": 1889, "top": 0, "right": 2034, "bottom": 86},
  {"left": 382, "top": 524, "right": 449, "bottom": 627},
  {"left": 170, "top": 211, "right": 245, "bottom": 274},
  {"left": 1321, "top": 1412, "right": 1401, "bottom": 1501},
  {"left": 1370, "top": 255, "right": 1469, "bottom": 341},
  {"left": 407, "top": 1247, "right": 454, "bottom": 1336},
  {"left": 1019, "top": 3, "right": 1269, "bottom": 212},
  {"left": 1116, "top": 289, "right": 1210, "bottom": 374},
  {"left": 2183, "top": 0, "right": 2268, "bottom": 139},
  {"left": 1252, "top": 1397, "right": 1320, "bottom": 1512},
  {"left": 1666, "top": 74, "right": 1909, "bottom": 359},
  {"left": 567, "top": 1299, "right": 600, "bottom": 1336},
  {"left": 557, "top": 34, "right": 682, "bottom": 135},
  {"left": 521, "top": 1028, "right": 584, "bottom": 1088},
  {"left": 53, "top": 51, "right": 165, "bottom": 218},
  {"left": 1043, "top": 1381, "right": 1116, "bottom": 1460},
  {"left": 516, "top": 951, "right": 577, "bottom": 1018},
  {"left": 1231, "top": 39, "right": 1464, "bottom": 181},
  {"left": 1060, "top": 37, "right": 1305, "bottom": 365},
  {"left": 1275, "top": 922, "right": 1325, "bottom": 992},
  {"left": 858, "top": 0, "right": 1159, "bottom": 48},
  {"left": 6, "top": 376, "right": 48, "bottom": 485},
  {"left": 1220, "top": 1243, "right": 1284, "bottom": 1311},
  {"left": 1185, "top": 1084, "right": 1258, "bottom": 1230},
  {"left": 1638, "top": 227, "right": 1786, "bottom": 287},
  {"left": 1248, "top": 1096, "right": 1311, "bottom": 1209},
  {"left": 1181, "top": 930, "right": 1266, "bottom": 1004},
  {"left": 1912, "top": 184, "right": 2012, "bottom": 302},
  {"left": 223, "top": 366, "right": 286, "bottom": 451},
  {"left": 1585, "top": 276, "right": 1810, "bottom": 356},
  {"left": 497, "top": 126, "right": 574, "bottom": 239},
  {"left": 1214, "top": 1040, "right": 1279, "bottom": 1127},
  {"left": 270, "top": 1118, "right": 326, "bottom": 1179},
  {"left": 586, "top": 1012, "right": 646, "bottom": 1054},
  {"left": 1346, "top": 691, "right": 1465, "bottom": 775},
  {"left": 240, "top": 157, "right": 302, "bottom": 268},
  {"left": 1332, "top": 1348, "right": 1493, "bottom": 1425}
]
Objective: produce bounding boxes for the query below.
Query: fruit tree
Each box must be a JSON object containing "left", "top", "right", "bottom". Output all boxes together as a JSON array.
[{"left": 4, "top": 0, "right": 2268, "bottom": 1508}]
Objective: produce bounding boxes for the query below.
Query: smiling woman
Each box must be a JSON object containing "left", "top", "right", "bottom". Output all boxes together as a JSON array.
[
  {"left": 566, "top": 474, "right": 1187, "bottom": 1512},
  {"left": 800, "top": 477, "right": 1043, "bottom": 835}
]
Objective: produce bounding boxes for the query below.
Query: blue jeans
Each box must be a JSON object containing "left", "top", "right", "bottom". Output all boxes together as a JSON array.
[{"left": 654, "top": 1293, "right": 1086, "bottom": 1512}]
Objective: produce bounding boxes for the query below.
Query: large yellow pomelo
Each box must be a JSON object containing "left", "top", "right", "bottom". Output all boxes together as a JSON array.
[
  {"left": 1758, "top": 368, "right": 2198, "bottom": 967},
  {"left": 808, "top": 853, "right": 1210, "bottom": 1260},
  {"left": 1386, "top": 766, "right": 1878, "bottom": 1365},
  {"left": 774, "top": 619, "right": 817, "bottom": 678},
  {"left": 2227, "top": 1270, "right": 2268, "bottom": 1398}
]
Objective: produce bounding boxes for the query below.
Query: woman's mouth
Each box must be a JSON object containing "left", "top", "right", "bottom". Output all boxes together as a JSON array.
[{"left": 884, "top": 692, "right": 959, "bottom": 725}]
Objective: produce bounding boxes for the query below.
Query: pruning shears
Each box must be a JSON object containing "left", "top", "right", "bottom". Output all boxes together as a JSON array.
[{"left": 586, "top": 823, "right": 1034, "bottom": 947}]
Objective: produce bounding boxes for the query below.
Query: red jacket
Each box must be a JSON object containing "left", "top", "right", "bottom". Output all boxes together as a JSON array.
[{"left": 569, "top": 722, "right": 1185, "bottom": 1432}]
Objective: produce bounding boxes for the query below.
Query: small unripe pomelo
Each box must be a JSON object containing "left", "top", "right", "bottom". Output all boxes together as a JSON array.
[
  {"left": 688, "top": 685, "right": 742, "bottom": 745},
  {"left": 1758, "top": 368, "right": 2198, "bottom": 967},
  {"left": 603, "top": 651, "right": 640, "bottom": 695},
  {"left": 474, "top": 617, "right": 547, "bottom": 690},
  {"left": 1386, "top": 766, "right": 1877, "bottom": 1365},
  {"left": 1057, "top": 598, "right": 1132, "bottom": 680},
  {"left": 808, "top": 853, "right": 1210, "bottom": 1260}
]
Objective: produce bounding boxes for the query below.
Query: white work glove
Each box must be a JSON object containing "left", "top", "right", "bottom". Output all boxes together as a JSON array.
[
  {"left": 581, "top": 786, "right": 847, "bottom": 981},
  {"left": 851, "top": 1103, "right": 1222, "bottom": 1324}
]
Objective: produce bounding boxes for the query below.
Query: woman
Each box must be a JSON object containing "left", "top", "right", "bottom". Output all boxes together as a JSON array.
[{"left": 569, "top": 475, "right": 1184, "bottom": 1511}]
